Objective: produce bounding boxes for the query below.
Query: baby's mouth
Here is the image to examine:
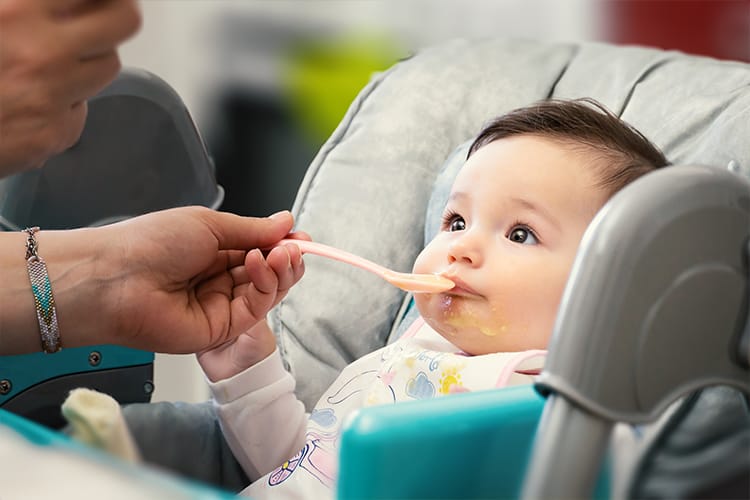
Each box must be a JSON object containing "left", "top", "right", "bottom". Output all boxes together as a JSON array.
[{"left": 442, "top": 276, "right": 480, "bottom": 297}]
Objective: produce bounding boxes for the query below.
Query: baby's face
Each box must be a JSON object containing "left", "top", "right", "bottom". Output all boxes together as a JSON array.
[{"left": 413, "top": 135, "right": 608, "bottom": 355}]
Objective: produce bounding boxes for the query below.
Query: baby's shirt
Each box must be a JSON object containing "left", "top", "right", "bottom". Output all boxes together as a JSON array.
[{"left": 208, "top": 317, "right": 545, "bottom": 499}]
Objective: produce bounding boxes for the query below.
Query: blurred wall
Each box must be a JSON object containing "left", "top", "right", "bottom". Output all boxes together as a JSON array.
[{"left": 601, "top": 0, "right": 750, "bottom": 63}]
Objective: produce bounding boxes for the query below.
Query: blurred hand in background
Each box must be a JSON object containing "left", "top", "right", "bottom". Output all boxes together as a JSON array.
[{"left": 0, "top": 0, "right": 141, "bottom": 175}]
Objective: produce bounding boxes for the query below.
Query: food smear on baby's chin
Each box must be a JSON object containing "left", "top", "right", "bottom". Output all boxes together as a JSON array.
[
  {"left": 445, "top": 314, "right": 508, "bottom": 337},
  {"left": 439, "top": 295, "right": 507, "bottom": 337}
]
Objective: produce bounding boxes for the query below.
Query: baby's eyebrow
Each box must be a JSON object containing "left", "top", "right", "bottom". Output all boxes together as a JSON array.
[
  {"left": 448, "top": 191, "right": 468, "bottom": 202},
  {"left": 509, "top": 197, "right": 561, "bottom": 230}
]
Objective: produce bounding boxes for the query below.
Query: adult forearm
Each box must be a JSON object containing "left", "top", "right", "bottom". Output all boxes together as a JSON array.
[
  {"left": 1, "top": 207, "right": 302, "bottom": 356},
  {"left": 0, "top": 228, "right": 116, "bottom": 354}
]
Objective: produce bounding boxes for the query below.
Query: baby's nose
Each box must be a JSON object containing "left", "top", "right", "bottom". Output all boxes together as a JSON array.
[{"left": 447, "top": 235, "right": 482, "bottom": 266}]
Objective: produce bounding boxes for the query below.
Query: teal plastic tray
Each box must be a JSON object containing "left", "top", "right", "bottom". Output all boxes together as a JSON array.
[{"left": 338, "top": 384, "right": 610, "bottom": 499}]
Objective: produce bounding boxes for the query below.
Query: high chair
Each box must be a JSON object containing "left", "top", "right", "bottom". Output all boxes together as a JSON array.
[
  {"left": 271, "top": 38, "right": 750, "bottom": 498},
  {"left": 1, "top": 38, "right": 748, "bottom": 499}
]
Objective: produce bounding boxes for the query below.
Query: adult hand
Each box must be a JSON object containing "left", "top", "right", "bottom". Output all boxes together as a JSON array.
[
  {"left": 0, "top": 207, "right": 307, "bottom": 355},
  {"left": 87, "top": 207, "right": 308, "bottom": 354},
  {"left": 0, "top": 0, "right": 141, "bottom": 175}
]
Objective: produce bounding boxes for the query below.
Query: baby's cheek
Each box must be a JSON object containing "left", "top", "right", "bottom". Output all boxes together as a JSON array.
[
  {"left": 412, "top": 239, "right": 445, "bottom": 275},
  {"left": 412, "top": 293, "right": 430, "bottom": 317},
  {"left": 411, "top": 252, "right": 430, "bottom": 275}
]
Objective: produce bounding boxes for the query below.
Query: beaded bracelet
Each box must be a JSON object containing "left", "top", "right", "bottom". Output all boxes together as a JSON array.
[{"left": 23, "top": 227, "right": 61, "bottom": 353}]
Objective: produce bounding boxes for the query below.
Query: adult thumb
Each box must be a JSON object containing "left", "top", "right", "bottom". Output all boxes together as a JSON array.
[{"left": 208, "top": 210, "right": 295, "bottom": 251}]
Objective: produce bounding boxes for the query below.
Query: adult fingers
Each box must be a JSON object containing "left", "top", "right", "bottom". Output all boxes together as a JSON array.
[
  {"left": 224, "top": 249, "right": 248, "bottom": 270},
  {"left": 0, "top": 97, "right": 87, "bottom": 172},
  {"left": 229, "top": 264, "right": 249, "bottom": 286},
  {"left": 48, "top": 100, "right": 89, "bottom": 154},
  {"left": 44, "top": 0, "right": 103, "bottom": 16},
  {"left": 189, "top": 249, "right": 247, "bottom": 286},
  {"left": 60, "top": 0, "right": 141, "bottom": 60},
  {"left": 34, "top": 100, "right": 89, "bottom": 166},
  {"left": 283, "top": 230, "right": 313, "bottom": 242},
  {"left": 64, "top": 50, "right": 121, "bottom": 105},
  {"left": 201, "top": 210, "right": 295, "bottom": 252}
]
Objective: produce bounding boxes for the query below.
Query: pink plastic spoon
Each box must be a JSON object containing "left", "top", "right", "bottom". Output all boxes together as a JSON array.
[{"left": 277, "top": 239, "right": 454, "bottom": 293}]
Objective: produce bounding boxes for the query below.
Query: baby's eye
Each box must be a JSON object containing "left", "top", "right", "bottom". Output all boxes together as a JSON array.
[
  {"left": 508, "top": 225, "right": 538, "bottom": 245},
  {"left": 442, "top": 213, "right": 466, "bottom": 232}
]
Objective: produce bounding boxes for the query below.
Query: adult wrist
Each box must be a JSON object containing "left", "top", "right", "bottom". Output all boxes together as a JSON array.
[
  {"left": 0, "top": 227, "right": 116, "bottom": 354},
  {"left": 47, "top": 226, "right": 121, "bottom": 350},
  {"left": 0, "top": 231, "right": 40, "bottom": 354},
  {"left": 23, "top": 227, "right": 62, "bottom": 353}
]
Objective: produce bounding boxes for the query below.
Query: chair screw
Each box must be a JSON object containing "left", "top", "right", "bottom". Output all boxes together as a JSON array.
[
  {"left": 143, "top": 380, "right": 155, "bottom": 395},
  {"left": 88, "top": 351, "right": 102, "bottom": 366},
  {"left": 0, "top": 379, "right": 11, "bottom": 395}
]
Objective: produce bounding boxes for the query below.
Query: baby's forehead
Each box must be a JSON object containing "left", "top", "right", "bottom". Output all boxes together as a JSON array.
[
  {"left": 422, "top": 136, "right": 604, "bottom": 243},
  {"left": 460, "top": 135, "right": 599, "bottom": 176},
  {"left": 449, "top": 137, "right": 609, "bottom": 220}
]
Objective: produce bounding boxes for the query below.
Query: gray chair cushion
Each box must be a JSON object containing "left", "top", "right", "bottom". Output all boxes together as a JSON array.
[
  {"left": 269, "top": 38, "right": 750, "bottom": 410},
  {"left": 628, "top": 387, "right": 750, "bottom": 499}
]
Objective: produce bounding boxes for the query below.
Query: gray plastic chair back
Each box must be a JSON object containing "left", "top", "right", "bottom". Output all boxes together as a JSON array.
[{"left": 522, "top": 164, "right": 750, "bottom": 498}]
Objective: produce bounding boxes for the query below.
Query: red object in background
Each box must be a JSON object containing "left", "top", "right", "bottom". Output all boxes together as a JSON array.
[{"left": 603, "top": 0, "right": 750, "bottom": 62}]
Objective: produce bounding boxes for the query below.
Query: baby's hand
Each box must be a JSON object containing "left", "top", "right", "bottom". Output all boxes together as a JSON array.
[
  {"left": 197, "top": 319, "right": 277, "bottom": 382},
  {"left": 197, "top": 242, "right": 304, "bottom": 381},
  {"left": 239, "top": 242, "right": 305, "bottom": 325}
]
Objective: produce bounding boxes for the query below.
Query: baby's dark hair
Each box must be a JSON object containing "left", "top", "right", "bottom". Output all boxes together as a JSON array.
[{"left": 468, "top": 98, "right": 669, "bottom": 198}]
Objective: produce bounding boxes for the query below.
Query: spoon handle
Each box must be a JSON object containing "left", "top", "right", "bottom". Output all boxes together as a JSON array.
[{"left": 278, "top": 239, "right": 388, "bottom": 277}]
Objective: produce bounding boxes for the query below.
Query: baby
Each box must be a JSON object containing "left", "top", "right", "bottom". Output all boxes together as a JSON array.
[{"left": 197, "top": 98, "right": 668, "bottom": 498}]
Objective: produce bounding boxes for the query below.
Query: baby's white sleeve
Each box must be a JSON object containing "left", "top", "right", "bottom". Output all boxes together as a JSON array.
[{"left": 207, "top": 349, "right": 307, "bottom": 482}]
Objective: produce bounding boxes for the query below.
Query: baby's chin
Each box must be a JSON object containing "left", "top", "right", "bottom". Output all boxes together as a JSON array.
[
  {"left": 420, "top": 298, "right": 501, "bottom": 335},
  {"left": 423, "top": 315, "right": 501, "bottom": 349}
]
